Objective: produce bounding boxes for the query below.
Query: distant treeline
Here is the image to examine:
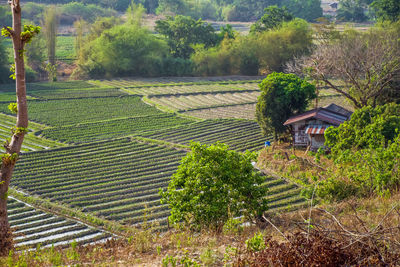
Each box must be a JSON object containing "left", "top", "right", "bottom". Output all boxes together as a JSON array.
[{"left": 19, "top": 0, "right": 323, "bottom": 22}]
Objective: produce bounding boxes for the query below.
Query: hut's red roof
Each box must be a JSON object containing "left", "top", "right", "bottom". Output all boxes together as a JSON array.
[{"left": 283, "top": 106, "right": 350, "bottom": 126}]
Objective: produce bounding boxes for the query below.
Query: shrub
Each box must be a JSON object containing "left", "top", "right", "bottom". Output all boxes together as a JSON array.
[{"left": 160, "top": 142, "right": 268, "bottom": 231}]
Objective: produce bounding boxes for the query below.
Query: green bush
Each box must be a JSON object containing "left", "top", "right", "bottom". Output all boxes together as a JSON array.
[
  {"left": 191, "top": 19, "right": 313, "bottom": 76},
  {"left": 160, "top": 142, "right": 268, "bottom": 230},
  {"left": 325, "top": 103, "right": 400, "bottom": 155},
  {"left": 77, "top": 24, "right": 169, "bottom": 78}
]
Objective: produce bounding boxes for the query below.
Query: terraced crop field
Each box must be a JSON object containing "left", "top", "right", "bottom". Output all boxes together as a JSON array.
[
  {"left": 8, "top": 198, "right": 112, "bottom": 249},
  {"left": 148, "top": 91, "right": 260, "bottom": 111},
  {"left": 124, "top": 83, "right": 259, "bottom": 96},
  {"left": 1, "top": 77, "right": 310, "bottom": 248},
  {"left": 183, "top": 104, "right": 257, "bottom": 120},
  {"left": 0, "top": 114, "right": 65, "bottom": 152},
  {"left": 11, "top": 138, "right": 306, "bottom": 228},
  {"left": 12, "top": 138, "right": 187, "bottom": 226},
  {"left": 142, "top": 119, "right": 268, "bottom": 152},
  {"left": 39, "top": 114, "right": 193, "bottom": 143},
  {"left": 91, "top": 76, "right": 263, "bottom": 88},
  {"left": 0, "top": 96, "right": 161, "bottom": 126}
]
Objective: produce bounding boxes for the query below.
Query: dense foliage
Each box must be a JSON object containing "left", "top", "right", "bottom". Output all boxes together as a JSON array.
[
  {"left": 256, "top": 72, "right": 316, "bottom": 139},
  {"left": 155, "top": 15, "right": 220, "bottom": 59},
  {"left": 325, "top": 103, "right": 400, "bottom": 155},
  {"left": 250, "top": 6, "right": 294, "bottom": 33},
  {"left": 160, "top": 142, "right": 268, "bottom": 230},
  {"left": 192, "top": 19, "right": 313, "bottom": 76},
  {"left": 314, "top": 104, "right": 400, "bottom": 200},
  {"left": 371, "top": 0, "right": 400, "bottom": 22},
  {"left": 76, "top": 24, "right": 169, "bottom": 78}
]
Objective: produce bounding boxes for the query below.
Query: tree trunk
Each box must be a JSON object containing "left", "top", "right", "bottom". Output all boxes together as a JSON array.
[{"left": 0, "top": 0, "right": 28, "bottom": 256}]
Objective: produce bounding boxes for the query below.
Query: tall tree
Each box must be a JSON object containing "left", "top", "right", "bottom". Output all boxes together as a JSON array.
[
  {"left": 42, "top": 6, "right": 58, "bottom": 66},
  {"left": 0, "top": 0, "right": 40, "bottom": 256},
  {"left": 256, "top": 72, "right": 316, "bottom": 140},
  {"left": 155, "top": 15, "right": 219, "bottom": 58},
  {"left": 250, "top": 5, "right": 294, "bottom": 33}
]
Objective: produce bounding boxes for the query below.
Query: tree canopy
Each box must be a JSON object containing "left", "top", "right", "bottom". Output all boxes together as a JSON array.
[
  {"left": 155, "top": 15, "right": 219, "bottom": 59},
  {"left": 250, "top": 5, "right": 294, "bottom": 33},
  {"left": 160, "top": 142, "right": 268, "bottom": 230},
  {"left": 256, "top": 72, "right": 316, "bottom": 139},
  {"left": 371, "top": 0, "right": 400, "bottom": 22}
]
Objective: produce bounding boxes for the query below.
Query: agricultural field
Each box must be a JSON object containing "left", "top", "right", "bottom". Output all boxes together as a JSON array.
[
  {"left": 148, "top": 91, "right": 260, "bottom": 111},
  {"left": 11, "top": 138, "right": 306, "bottom": 228},
  {"left": 0, "top": 96, "right": 161, "bottom": 126},
  {"left": 142, "top": 119, "right": 268, "bottom": 152},
  {"left": 123, "top": 82, "right": 259, "bottom": 96},
  {"left": 12, "top": 138, "right": 187, "bottom": 227},
  {"left": 38, "top": 114, "right": 193, "bottom": 143},
  {"left": 56, "top": 36, "right": 76, "bottom": 63},
  {"left": 1, "top": 77, "right": 310, "bottom": 248},
  {"left": 0, "top": 114, "right": 65, "bottom": 152},
  {"left": 8, "top": 197, "right": 112, "bottom": 249},
  {"left": 183, "top": 104, "right": 257, "bottom": 120},
  {"left": 90, "top": 76, "right": 263, "bottom": 88}
]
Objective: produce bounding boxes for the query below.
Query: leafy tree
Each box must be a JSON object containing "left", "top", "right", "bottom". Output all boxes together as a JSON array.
[
  {"left": 337, "top": 0, "right": 368, "bottom": 22},
  {"left": 283, "top": 0, "right": 323, "bottom": 22},
  {"left": 155, "top": 15, "right": 219, "bottom": 58},
  {"left": 157, "top": 0, "right": 187, "bottom": 15},
  {"left": 1, "top": 0, "right": 40, "bottom": 255},
  {"left": 250, "top": 5, "right": 294, "bottom": 33},
  {"left": 160, "top": 142, "right": 268, "bottom": 230},
  {"left": 325, "top": 103, "right": 400, "bottom": 155},
  {"left": 76, "top": 24, "right": 169, "bottom": 78},
  {"left": 320, "top": 104, "right": 400, "bottom": 199},
  {"left": 192, "top": 19, "right": 312, "bottom": 76},
  {"left": 371, "top": 0, "right": 400, "bottom": 22},
  {"left": 256, "top": 72, "right": 316, "bottom": 140},
  {"left": 42, "top": 6, "right": 58, "bottom": 66}
]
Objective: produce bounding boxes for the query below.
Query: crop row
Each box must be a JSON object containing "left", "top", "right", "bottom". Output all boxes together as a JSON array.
[
  {"left": 125, "top": 83, "right": 259, "bottom": 96},
  {"left": 8, "top": 197, "right": 113, "bottom": 249},
  {"left": 12, "top": 139, "right": 187, "bottom": 224},
  {"left": 0, "top": 96, "right": 161, "bottom": 127},
  {"left": 0, "top": 80, "right": 96, "bottom": 93},
  {"left": 38, "top": 114, "right": 193, "bottom": 143},
  {"left": 148, "top": 91, "right": 259, "bottom": 111},
  {"left": 91, "top": 76, "right": 262, "bottom": 88},
  {"left": 183, "top": 103, "right": 256, "bottom": 120},
  {"left": 142, "top": 119, "right": 269, "bottom": 151},
  {"left": 12, "top": 137, "right": 306, "bottom": 228},
  {"left": 28, "top": 88, "right": 126, "bottom": 100},
  {"left": 0, "top": 114, "right": 65, "bottom": 152}
]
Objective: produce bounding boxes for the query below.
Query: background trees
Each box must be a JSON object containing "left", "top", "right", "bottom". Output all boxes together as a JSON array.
[
  {"left": 371, "top": 0, "right": 400, "bottom": 22},
  {"left": 155, "top": 15, "right": 219, "bottom": 59},
  {"left": 42, "top": 7, "right": 58, "bottom": 66},
  {"left": 297, "top": 23, "right": 400, "bottom": 108},
  {"left": 250, "top": 5, "right": 294, "bottom": 33},
  {"left": 160, "top": 142, "right": 268, "bottom": 230},
  {"left": 256, "top": 72, "right": 316, "bottom": 139}
]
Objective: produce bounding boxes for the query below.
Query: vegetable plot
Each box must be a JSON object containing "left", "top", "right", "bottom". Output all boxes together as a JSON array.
[{"left": 8, "top": 198, "right": 112, "bottom": 249}]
